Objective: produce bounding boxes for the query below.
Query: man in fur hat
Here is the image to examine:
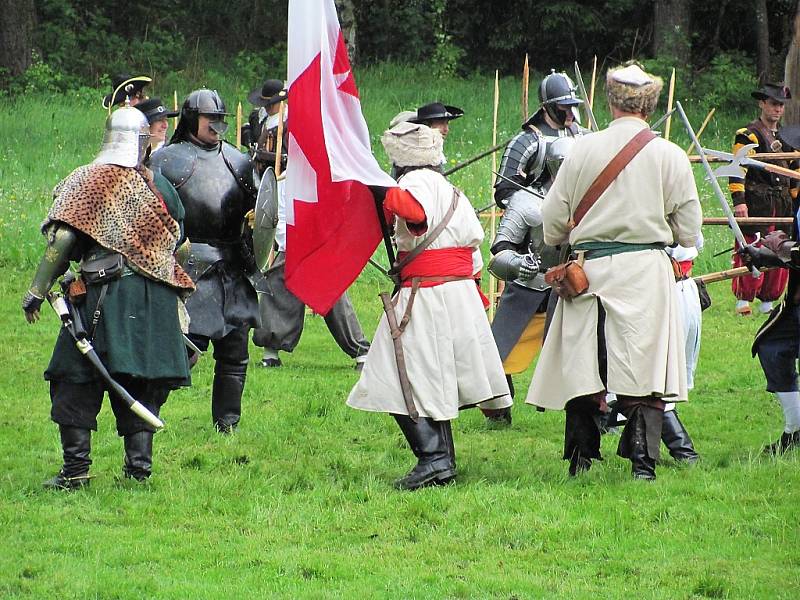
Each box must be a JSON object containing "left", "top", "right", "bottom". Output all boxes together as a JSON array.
[
  {"left": 729, "top": 83, "right": 796, "bottom": 316},
  {"left": 525, "top": 64, "right": 702, "bottom": 481},
  {"left": 347, "top": 122, "right": 511, "bottom": 490}
]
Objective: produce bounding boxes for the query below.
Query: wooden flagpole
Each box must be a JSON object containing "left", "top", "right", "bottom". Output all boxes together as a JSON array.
[
  {"left": 173, "top": 90, "right": 179, "bottom": 130},
  {"left": 685, "top": 108, "right": 716, "bottom": 154},
  {"left": 664, "top": 68, "right": 676, "bottom": 141},
  {"left": 488, "top": 71, "right": 500, "bottom": 320}
]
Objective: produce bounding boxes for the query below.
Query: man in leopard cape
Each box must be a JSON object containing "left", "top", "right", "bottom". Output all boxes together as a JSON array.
[
  {"left": 22, "top": 107, "right": 194, "bottom": 489},
  {"left": 347, "top": 122, "right": 511, "bottom": 491}
]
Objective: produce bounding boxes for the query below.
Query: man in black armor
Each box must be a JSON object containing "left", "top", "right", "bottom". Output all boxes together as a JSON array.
[
  {"left": 151, "top": 89, "right": 259, "bottom": 433},
  {"left": 485, "top": 71, "right": 589, "bottom": 425}
]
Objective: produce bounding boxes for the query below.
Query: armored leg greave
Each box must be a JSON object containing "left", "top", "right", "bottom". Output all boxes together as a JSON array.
[
  {"left": 661, "top": 410, "right": 699, "bottom": 463},
  {"left": 392, "top": 415, "right": 456, "bottom": 490},
  {"left": 564, "top": 395, "right": 603, "bottom": 476},
  {"left": 123, "top": 431, "right": 154, "bottom": 481},
  {"left": 617, "top": 400, "right": 664, "bottom": 480},
  {"left": 212, "top": 359, "right": 247, "bottom": 433},
  {"left": 43, "top": 425, "right": 92, "bottom": 491}
]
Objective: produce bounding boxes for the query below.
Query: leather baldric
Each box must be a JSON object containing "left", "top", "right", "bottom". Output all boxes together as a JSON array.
[{"left": 569, "top": 128, "right": 657, "bottom": 228}]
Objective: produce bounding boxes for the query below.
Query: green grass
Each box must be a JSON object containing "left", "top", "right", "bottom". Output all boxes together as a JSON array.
[{"left": 1, "top": 65, "right": 798, "bottom": 598}]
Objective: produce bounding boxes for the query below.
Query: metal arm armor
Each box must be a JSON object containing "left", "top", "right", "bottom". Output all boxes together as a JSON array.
[
  {"left": 488, "top": 249, "right": 539, "bottom": 282},
  {"left": 28, "top": 223, "right": 79, "bottom": 299},
  {"left": 494, "top": 129, "right": 544, "bottom": 207},
  {"left": 491, "top": 190, "right": 543, "bottom": 252}
]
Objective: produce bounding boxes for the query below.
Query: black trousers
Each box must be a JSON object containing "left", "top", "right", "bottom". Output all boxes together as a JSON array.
[{"left": 50, "top": 377, "right": 169, "bottom": 436}]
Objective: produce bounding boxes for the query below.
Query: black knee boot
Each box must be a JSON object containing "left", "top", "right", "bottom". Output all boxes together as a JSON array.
[
  {"left": 123, "top": 431, "right": 154, "bottom": 481},
  {"left": 392, "top": 415, "right": 456, "bottom": 490},
  {"left": 212, "top": 360, "right": 247, "bottom": 433},
  {"left": 618, "top": 404, "right": 663, "bottom": 480},
  {"left": 43, "top": 425, "right": 92, "bottom": 490},
  {"left": 661, "top": 410, "right": 699, "bottom": 463},
  {"left": 564, "top": 396, "right": 603, "bottom": 476}
]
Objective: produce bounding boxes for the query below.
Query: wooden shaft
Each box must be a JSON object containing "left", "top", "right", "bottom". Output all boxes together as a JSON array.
[
  {"left": 695, "top": 266, "right": 777, "bottom": 284},
  {"left": 521, "top": 54, "right": 529, "bottom": 122},
  {"left": 173, "top": 90, "right": 179, "bottom": 131},
  {"left": 235, "top": 101, "right": 242, "bottom": 148},
  {"left": 274, "top": 101, "right": 286, "bottom": 178},
  {"left": 685, "top": 108, "right": 716, "bottom": 154},
  {"left": 488, "top": 71, "right": 500, "bottom": 321},
  {"left": 689, "top": 152, "right": 800, "bottom": 162},
  {"left": 664, "top": 68, "right": 676, "bottom": 141},
  {"left": 703, "top": 217, "right": 794, "bottom": 225}
]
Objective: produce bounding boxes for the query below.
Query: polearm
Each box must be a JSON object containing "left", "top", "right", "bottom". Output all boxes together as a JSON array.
[
  {"left": 675, "top": 101, "right": 760, "bottom": 277},
  {"left": 574, "top": 62, "right": 599, "bottom": 132},
  {"left": 703, "top": 217, "right": 793, "bottom": 225},
  {"left": 47, "top": 292, "right": 165, "bottom": 430},
  {"left": 685, "top": 108, "right": 715, "bottom": 154},
  {"left": 689, "top": 152, "right": 800, "bottom": 162},
  {"left": 695, "top": 265, "right": 778, "bottom": 285},
  {"left": 488, "top": 70, "right": 500, "bottom": 319},
  {"left": 664, "top": 68, "right": 676, "bottom": 141},
  {"left": 442, "top": 138, "right": 513, "bottom": 177}
]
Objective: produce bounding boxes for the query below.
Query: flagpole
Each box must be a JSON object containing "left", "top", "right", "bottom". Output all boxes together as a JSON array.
[{"left": 488, "top": 70, "right": 500, "bottom": 320}]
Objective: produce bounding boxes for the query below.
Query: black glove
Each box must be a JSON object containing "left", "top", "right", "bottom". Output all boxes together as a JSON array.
[
  {"left": 739, "top": 244, "right": 786, "bottom": 269},
  {"left": 368, "top": 186, "right": 389, "bottom": 203},
  {"left": 22, "top": 291, "right": 44, "bottom": 323}
]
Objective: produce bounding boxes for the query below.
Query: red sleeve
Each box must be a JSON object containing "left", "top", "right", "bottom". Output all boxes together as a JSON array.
[{"left": 384, "top": 187, "right": 426, "bottom": 222}]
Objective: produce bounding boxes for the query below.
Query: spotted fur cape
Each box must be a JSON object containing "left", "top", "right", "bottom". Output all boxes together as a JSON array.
[{"left": 45, "top": 164, "right": 194, "bottom": 292}]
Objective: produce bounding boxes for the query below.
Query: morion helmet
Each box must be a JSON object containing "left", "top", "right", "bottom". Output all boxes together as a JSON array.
[
  {"left": 94, "top": 106, "right": 151, "bottom": 168},
  {"left": 172, "top": 89, "right": 231, "bottom": 143},
  {"left": 538, "top": 70, "right": 583, "bottom": 126}
]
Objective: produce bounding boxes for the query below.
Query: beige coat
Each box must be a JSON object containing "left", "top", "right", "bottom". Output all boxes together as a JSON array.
[
  {"left": 347, "top": 169, "right": 511, "bottom": 420},
  {"left": 526, "top": 117, "right": 702, "bottom": 410}
]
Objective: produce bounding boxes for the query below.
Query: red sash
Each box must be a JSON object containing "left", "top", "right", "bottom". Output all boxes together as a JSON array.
[{"left": 398, "top": 247, "right": 473, "bottom": 288}]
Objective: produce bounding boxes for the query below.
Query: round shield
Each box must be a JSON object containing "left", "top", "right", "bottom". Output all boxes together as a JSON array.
[{"left": 253, "top": 166, "right": 278, "bottom": 272}]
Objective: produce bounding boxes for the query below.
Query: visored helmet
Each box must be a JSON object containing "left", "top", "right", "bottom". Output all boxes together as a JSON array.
[
  {"left": 539, "top": 70, "right": 583, "bottom": 126},
  {"left": 172, "top": 89, "right": 230, "bottom": 142},
  {"left": 94, "top": 106, "right": 150, "bottom": 168}
]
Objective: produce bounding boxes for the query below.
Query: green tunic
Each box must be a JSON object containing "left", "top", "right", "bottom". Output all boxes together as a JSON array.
[{"left": 44, "top": 173, "right": 191, "bottom": 387}]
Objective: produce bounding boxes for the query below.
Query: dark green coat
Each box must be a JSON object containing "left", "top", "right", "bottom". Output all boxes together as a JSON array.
[{"left": 44, "top": 173, "right": 191, "bottom": 387}]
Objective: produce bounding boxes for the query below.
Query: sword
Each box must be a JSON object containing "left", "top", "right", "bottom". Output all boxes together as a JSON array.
[
  {"left": 674, "top": 101, "right": 760, "bottom": 277},
  {"left": 492, "top": 171, "right": 545, "bottom": 198},
  {"left": 47, "top": 291, "right": 165, "bottom": 430},
  {"left": 650, "top": 108, "right": 677, "bottom": 133},
  {"left": 573, "top": 62, "right": 599, "bottom": 132}
]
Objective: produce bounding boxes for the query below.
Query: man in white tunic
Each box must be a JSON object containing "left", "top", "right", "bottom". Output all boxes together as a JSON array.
[
  {"left": 526, "top": 64, "right": 702, "bottom": 480},
  {"left": 347, "top": 122, "right": 511, "bottom": 490}
]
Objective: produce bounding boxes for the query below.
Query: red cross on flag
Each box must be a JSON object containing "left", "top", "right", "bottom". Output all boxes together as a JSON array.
[{"left": 285, "top": 0, "right": 397, "bottom": 315}]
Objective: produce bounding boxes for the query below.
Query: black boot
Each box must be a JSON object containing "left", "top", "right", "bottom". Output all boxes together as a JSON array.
[
  {"left": 618, "top": 405, "right": 662, "bottom": 481},
  {"left": 123, "top": 431, "right": 154, "bottom": 481},
  {"left": 763, "top": 430, "right": 800, "bottom": 455},
  {"left": 43, "top": 426, "right": 92, "bottom": 491},
  {"left": 661, "top": 410, "right": 699, "bottom": 463},
  {"left": 481, "top": 407, "right": 512, "bottom": 427},
  {"left": 393, "top": 415, "right": 456, "bottom": 490},
  {"left": 564, "top": 396, "right": 603, "bottom": 476},
  {"left": 212, "top": 360, "right": 247, "bottom": 433}
]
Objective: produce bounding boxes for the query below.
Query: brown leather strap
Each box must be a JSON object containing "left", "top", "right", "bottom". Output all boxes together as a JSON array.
[
  {"left": 391, "top": 187, "right": 460, "bottom": 275},
  {"left": 570, "top": 128, "right": 657, "bottom": 228}
]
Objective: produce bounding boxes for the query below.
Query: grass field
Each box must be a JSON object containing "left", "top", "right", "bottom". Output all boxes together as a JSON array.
[{"left": 0, "top": 65, "right": 798, "bottom": 598}]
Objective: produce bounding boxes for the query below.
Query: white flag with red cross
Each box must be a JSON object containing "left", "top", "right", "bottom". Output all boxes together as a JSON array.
[{"left": 284, "top": 0, "right": 397, "bottom": 314}]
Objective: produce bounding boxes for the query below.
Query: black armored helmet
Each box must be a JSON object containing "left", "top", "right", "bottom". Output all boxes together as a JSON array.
[
  {"left": 171, "top": 89, "right": 231, "bottom": 143},
  {"left": 538, "top": 70, "right": 583, "bottom": 126}
]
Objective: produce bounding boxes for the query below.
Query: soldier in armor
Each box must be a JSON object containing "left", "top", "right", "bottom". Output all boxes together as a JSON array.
[
  {"left": 22, "top": 107, "right": 194, "bottom": 489},
  {"left": 150, "top": 89, "right": 259, "bottom": 433},
  {"left": 485, "top": 71, "right": 589, "bottom": 425},
  {"left": 242, "top": 79, "right": 289, "bottom": 171},
  {"left": 102, "top": 73, "right": 151, "bottom": 109},
  {"left": 729, "top": 83, "right": 796, "bottom": 316}
]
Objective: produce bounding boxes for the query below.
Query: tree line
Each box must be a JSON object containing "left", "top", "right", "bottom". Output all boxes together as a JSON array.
[{"left": 2, "top": 1, "right": 799, "bottom": 93}]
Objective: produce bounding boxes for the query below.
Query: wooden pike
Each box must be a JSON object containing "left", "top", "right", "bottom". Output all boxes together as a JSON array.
[
  {"left": 236, "top": 101, "right": 242, "bottom": 148},
  {"left": 173, "top": 90, "right": 179, "bottom": 130},
  {"left": 589, "top": 55, "right": 597, "bottom": 111},
  {"left": 703, "top": 217, "right": 793, "bottom": 225},
  {"left": 274, "top": 101, "right": 286, "bottom": 177},
  {"left": 695, "top": 265, "right": 777, "bottom": 285},
  {"left": 685, "top": 108, "right": 716, "bottom": 154},
  {"left": 664, "top": 68, "right": 676, "bottom": 141},
  {"left": 690, "top": 151, "right": 800, "bottom": 163},
  {"left": 521, "top": 54, "right": 529, "bottom": 122},
  {"left": 489, "top": 71, "right": 500, "bottom": 320}
]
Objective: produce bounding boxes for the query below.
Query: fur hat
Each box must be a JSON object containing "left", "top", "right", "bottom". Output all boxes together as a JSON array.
[
  {"left": 381, "top": 122, "right": 443, "bottom": 168},
  {"left": 605, "top": 64, "right": 663, "bottom": 116}
]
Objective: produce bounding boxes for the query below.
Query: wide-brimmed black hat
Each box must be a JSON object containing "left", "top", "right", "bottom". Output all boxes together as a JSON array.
[
  {"left": 752, "top": 83, "right": 791, "bottom": 103},
  {"left": 410, "top": 102, "right": 464, "bottom": 123},
  {"left": 248, "top": 79, "right": 288, "bottom": 107},
  {"left": 102, "top": 73, "right": 152, "bottom": 109},
  {"left": 135, "top": 97, "right": 179, "bottom": 123}
]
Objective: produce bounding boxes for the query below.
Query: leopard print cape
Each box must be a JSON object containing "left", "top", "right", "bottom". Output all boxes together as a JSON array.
[{"left": 45, "top": 164, "right": 195, "bottom": 292}]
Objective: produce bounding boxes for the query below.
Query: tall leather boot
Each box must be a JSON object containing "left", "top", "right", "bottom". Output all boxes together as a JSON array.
[
  {"left": 212, "top": 360, "right": 247, "bottom": 433},
  {"left": 481, "top": 376, "right": 513, "bottom": 426},
  {"left": 123, "top": 431, "right": 154, "bottom": 481},
  {"left": 43, "top": 426, "right": 92, "bottom": 491},
  {"left": 564, "top": 396, "right": 602, "bottom": 476},
  {"left": 618, "top": 404, "right": 662, "bottom": 481},
  {"left": 392, "top": 415, "right": 456, "bottom": 490},
  {"left": 661, "top": 410, "right": 699, "bottom": 463}
]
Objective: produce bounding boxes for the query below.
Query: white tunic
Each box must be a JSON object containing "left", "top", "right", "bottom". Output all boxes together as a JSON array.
[
  {"left": 526, "top": 117, "right": 702, "bottom": 410},
  {"left": 347, "top": 169, "right": 511, "bottom": 419}
]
